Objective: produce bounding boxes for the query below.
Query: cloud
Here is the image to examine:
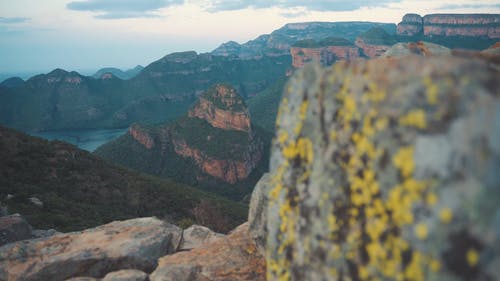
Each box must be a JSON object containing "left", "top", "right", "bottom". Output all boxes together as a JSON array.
[
  {"left": 0, "top": 17, "right": 30, "bottom": 24},
  {"left": 205, "top": 0, "right": 401, "bottom": 12},
  {"left": 66, "top": 0, "right": 184, "bottom": 19},
  {"left": 280, "top": 11, "right": 309, "bottom": 18},
  {"left": 437, "top": 3, "right": 500, "bottom": 10}
]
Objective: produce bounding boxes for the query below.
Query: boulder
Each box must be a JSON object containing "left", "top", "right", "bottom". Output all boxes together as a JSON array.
[
  {"left": 266, "top": 56, "right": 500, "bottom": 280},
  {"left": 0, "top": 214, "right": 32, "bottom": 246},
  {"left": 0, "top": 217, "right": 182, "bottom": 281},
  {"left": 64, "top": 277, "right": 98, "bottom": 281},
  {"left": 383, "top": 41, "right": 451, "bottom": 57},
  {"left": 248, "top": 173, "right": 271, "bottom": 254},
  {"left": 178, "top": 224, "right": 224, "bottom": 251},
  {"left": 102, "top": 269, "right": 148, "bottom": 281},
  {"left": 150, "top": 223, "right": 265, "bottom": 281}
]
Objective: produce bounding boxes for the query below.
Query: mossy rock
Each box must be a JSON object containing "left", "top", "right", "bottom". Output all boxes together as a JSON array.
[{"left": 265, "top": 55, "right": 500, "bottom": 280}]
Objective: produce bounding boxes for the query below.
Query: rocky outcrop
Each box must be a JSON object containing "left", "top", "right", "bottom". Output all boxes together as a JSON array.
[
  {"left": 150, "top": 223, "right": 265, "bottom": 281},
  {"left": 355, "top": 27, "right": 397, "bottom": 58},
  {"left": 291, "top": 46, "right": 361, "bottom": 68},
  {"left": 0, "top": 217, "right": 182, "bottom": 281},
  {"left": 0, "top": 214, "right": 32, "bottom": 246},
  {"left": 290, "top": 38, "right": 361, "bottom": 68},
  {"left": 248, "top": 173, "right": 271, "bottom": 254},
  {"left": 102, "top": 269, "right": 148, "bottom": 281},
  {"left": 397, "top": 13, "right": 424, "bottom": 36},
  {"left": 398, "top": 13, "right": 500, "bottom": 38},
  {"left": 265, "top": 56, "right": 500, "bottom": 280},
  {"left": 128, "top": 124, "right": 155, "bottom": 149},
  {"left": 212, "top": 22, "right": 396, "bottom": 59},
  {"left": 178, "top": 225, "right": 224, "bottom": 251},
  {"left": 189, "top": 84, "right": 251, "bottom": 133},
  {"left": 383, "top": 41, "right": 451, "bottom": 57},
  {"left": 171, "top": 136, "right": 263, "bottom": 184}
]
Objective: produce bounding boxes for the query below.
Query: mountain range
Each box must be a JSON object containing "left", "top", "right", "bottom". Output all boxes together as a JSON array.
[{"left": 92, "top": 65, "right": 144, "bottom": 80}]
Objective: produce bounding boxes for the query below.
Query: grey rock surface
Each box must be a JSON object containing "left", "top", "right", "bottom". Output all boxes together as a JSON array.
[
  {"left": 0, "top": 213, "right": 32, "bottom": 246},
  {"left": 248, "top": 173, "right": 271, "bottom": 254},
  {"left": 178, "top": 224, "right": 224, "bottom": 251},
  {"left": 266, "top": 56, "right": 500, "bottom": 280},
  {"left": 0, "top": 217, "right": 182, "bottom": 281}
]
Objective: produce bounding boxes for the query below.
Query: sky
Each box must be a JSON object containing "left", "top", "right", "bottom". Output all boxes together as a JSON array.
[{"left": 0, "top": 0, "right": 499, "bottom": 75}]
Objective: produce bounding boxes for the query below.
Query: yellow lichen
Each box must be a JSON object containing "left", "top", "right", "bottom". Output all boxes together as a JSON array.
[
  {"left": 399, "top": 109, "right": 427, "bottom": 129},
  {"left": 423, "top": 76, "right": 439, "bottom": 105},
  {"left": 393, "top": 146, "right": 415, "bottom": 178},
  {"left": 466, "top": 249, "right": 479, "bottom": 266},
  {"left": 439, "top": 208, "right": 453, "bottom": 224},
  {"left": 415, "top": 223, "right": 428, "bottom": 240}
]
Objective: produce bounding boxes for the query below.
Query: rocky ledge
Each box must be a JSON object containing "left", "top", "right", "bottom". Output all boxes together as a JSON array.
[
  {"left": 398, "top": 13, "right": 500, "bottom": 38},
  {"left": 188, "top": 84, "right": 252, "bottom": 133},
  {"left": 0, "top": 216, "right": 264, "bottom": 281}
]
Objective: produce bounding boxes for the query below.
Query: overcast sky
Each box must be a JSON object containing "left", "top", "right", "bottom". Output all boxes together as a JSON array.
[{"left": 0, "top": 0, "right": 499, "bottom": 74}]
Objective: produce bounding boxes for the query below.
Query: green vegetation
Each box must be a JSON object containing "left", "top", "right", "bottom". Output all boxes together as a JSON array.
[
  {"left": 0, "top": 54, "right": 291, "bottom": 132},
  {"left": 0, "top": 125, "right": 247, "bottom": 233},
  {"left": 172, "top": 117, "right": 252, "bottom": 160},
  {"left": 248, "top": 76, "right": 288, "bottom": 133},
  {"left": 292, "top": 37, "right": 354, "bottom": 48},
  {"left": 359, "top": 27, "right": 397, "bottom": 45},
  {"left": 200, "top": 84, "right": 247, "bottom": 111},
  {"left": 398, "top": 35, "right": 497, "bottom": 50}
]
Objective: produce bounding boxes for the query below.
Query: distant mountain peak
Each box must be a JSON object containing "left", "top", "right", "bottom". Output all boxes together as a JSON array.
[
  {"left": 189, "top": 84, "right": 251, "bottom": 133},
  {"left": 162, "top": 51, "right": 198, "bottom": 63}
]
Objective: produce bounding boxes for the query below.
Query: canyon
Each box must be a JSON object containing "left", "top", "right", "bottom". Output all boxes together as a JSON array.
[{"left": 398, "top": 13, "right": 500, "bottom": 38}]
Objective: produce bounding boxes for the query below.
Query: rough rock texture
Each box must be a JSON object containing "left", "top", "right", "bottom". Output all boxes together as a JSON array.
[
  {"left": 248, "top": 173, "right": 271, "bottom": 254},
  {"left": 397, "top": 13, "right": 424, "bottom": 36},
  {"left": 0, "top": 214, "right": 32, "bottom": 246},
  {"left": 398, "top": 13, "right": 500, "bottom": 38},
  {"left": 383, "top": 41, "right": 451, "bottom": 57},
  {"left": 0, "top": 217, "right": 182, "bottom": 281},
  {"left": 102, "top": 269, "right": 148, "bottom": 281},
  {"left": 171, "top": 136, "right": 263, "bottom": 184},
  {"left": 290, "top": 46, "right": 360, "bottom": 68},
  {"left": 129, "top": 124, "right": 155, "bottom": 149},
  {"left": 189, "top": 84, "right": 251, "bottom": 133},
  {"left": 150, "top": 223, "right": 265, "bottom": 281},
  {"left": 355, "top": 27, "right": 396, "bottom": 58},
  {"left": 354, "top": 39, "right": 391, "bottom": 58},
  {"left": 179, "top": 225, "right": 224, "bottom": 251},
  {"left": 266, "top": 56, "right": 500, "bottom": 280}
]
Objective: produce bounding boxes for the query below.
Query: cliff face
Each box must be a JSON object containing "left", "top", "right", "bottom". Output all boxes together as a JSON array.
[
  {"left": 355, "top": 27, "right": 396, "bottom": 58},
  {"left": 398, "top": 13, "right": 500, "bottom": 38},
  {"left": 355, "top": 38, "right": 391, "bottom": 58},
  {"left": 397, "top": 13, "right": 424, "bottom": 36},
  {"left": 105, "top": 84, "right": 265, "bottom": 187},
  {"left": 171, "top": 136, "right": 263, "bottom": 184},
  {"left": 128, "top": 124, "right": 155, "bottom": 149},
  {"left": 188, "top": 85, "right": 251, "bottom": 133},
  {"left": 290, "top": 45, "right": 361, "bottom": 68}
]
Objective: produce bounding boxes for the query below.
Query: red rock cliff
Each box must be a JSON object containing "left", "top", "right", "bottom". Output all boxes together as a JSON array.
[
  {"left": 355, "top": 38, "right": 391, "bottom": 58},
  {"left": 398, "top": 13, "right": 500, "bottom": 39},
  {"left": 129, "top": 124, "right": 155, "bottom": 149},
  {"left": 171, "top": 135, "right": 263, "bottom": 184},
  {"left": 189, "top": 85, "right": 252, "bottom": 133},
  {"left": 290, "top": 45, "right": 361, "bottom": 68}
]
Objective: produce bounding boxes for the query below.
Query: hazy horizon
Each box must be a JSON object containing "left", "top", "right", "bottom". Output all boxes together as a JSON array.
[{"left": 1, "top": 0, "right": 499, "bottom": 75}]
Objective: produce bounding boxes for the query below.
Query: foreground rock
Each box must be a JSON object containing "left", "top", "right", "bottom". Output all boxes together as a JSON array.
[
  {"left": 266, "top": 56, "right": 500, "bottom": 280},
  {"left": 102, "top": 269, "right": 148, "bottom": 281},
  {"left": 178, "top": 224, "right": 224, "bottom": 251},
  {"left": 383, "top": 41, "right": 450, "bottom": 57},
  {"left": 248, "top": 173, "right": 271, "bottom": 254},
  {"left": 150, "top": 223, "right": 265, "bottom": 281},
  {"left": 0, "top": 217, "right": 182, "bottom": 281},
  {"left": 0, "top": 214, "right": 32, "bottom": 246}
]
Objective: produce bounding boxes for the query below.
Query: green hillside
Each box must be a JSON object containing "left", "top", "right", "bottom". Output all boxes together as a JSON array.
[{"left": 0, "top": 125, "right": 247, "bottom": 233}]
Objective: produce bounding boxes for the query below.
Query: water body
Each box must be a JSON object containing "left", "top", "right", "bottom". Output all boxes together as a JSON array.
[{"left": 29, "top": 128, "right": 127, "bottom": 152}]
